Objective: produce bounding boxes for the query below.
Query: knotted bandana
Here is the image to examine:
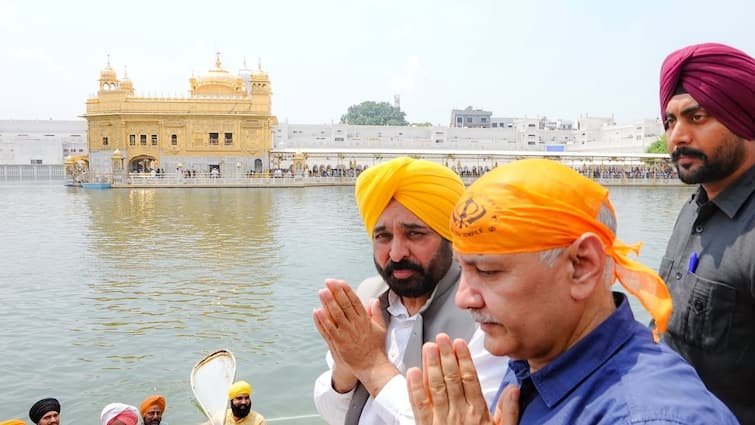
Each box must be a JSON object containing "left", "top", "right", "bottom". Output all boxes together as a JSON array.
[{"left": 451, "top": 159, "right": 672, "bottom": 337}]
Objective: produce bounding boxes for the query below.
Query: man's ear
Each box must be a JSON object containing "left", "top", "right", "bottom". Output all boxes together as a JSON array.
[{"left": 565, "top": 233, "right": 605, "bottom": 301}]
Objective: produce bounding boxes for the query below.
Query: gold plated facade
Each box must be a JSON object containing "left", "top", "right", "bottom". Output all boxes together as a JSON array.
[{"left": 84, "top": 53, "right": 276, "bottom": 174}]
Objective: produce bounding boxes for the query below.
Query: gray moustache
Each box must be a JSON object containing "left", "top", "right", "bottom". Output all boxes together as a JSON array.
[{"left": 469, "top": 309, "right": 499, "bottom": 325}]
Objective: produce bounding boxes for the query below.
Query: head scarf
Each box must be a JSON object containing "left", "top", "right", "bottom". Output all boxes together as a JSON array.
[
  {"left": 450, "top": 159, "right": 672, "bottom": 337},
  {"left": 355, "top": 157, "right": 465, "bottom": 241},
  {"left": 28, "top": 398, "right": 59, "bottom": 424},
  {"left": 100, "top": 403, "right": 139, "bottom": 425},
  {"left": 228, "top": 380, "right": 252, "bottom": 400},
  {"left": 139, "top": 394, "right": 166, "bottom": 417},
  {"left": 1, "top": 420, "right": 27, "bottom": 425},
  {"left": 660, "top": 42, "right": 755, "bottom": 140}
]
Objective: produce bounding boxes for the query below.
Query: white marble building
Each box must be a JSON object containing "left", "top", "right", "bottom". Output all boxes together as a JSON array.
[
  {"left": 0, "top": 120, "right": 87, "bottom": 165},
  {"left": 1, "top": 115, "right": 665, "bottom": 173}
]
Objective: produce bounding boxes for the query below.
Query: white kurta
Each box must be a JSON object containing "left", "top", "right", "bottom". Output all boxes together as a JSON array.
[{"left": 313, "top": 290, "right": 508, "bottom": 425}]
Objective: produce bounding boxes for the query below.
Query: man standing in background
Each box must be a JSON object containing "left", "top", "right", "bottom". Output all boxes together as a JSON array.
[
  {"left": 313, "top": 157, "right": 506, "bottom": 425},
  {"left": 139, "top": 394, "right": 166, "bottom": 425},
  {"left": 226, "top": 380, "right": 266, "bottom": 425},
  {"left": 658, "top": 42, "right": 755, "bottom": 424}
]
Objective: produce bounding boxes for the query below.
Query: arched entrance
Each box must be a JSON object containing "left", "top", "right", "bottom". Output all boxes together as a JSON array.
[
  {"left": 254, "top": 158, "right": 263, "bottom": 173},
  {"left": 129, "top": 155, "right": 158, "bottom": 173}
]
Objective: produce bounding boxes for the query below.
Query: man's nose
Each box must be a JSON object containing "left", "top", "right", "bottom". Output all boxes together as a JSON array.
[
  {"left": 667, "top": 120, "right": 691, "bottom": 149},
  {"left": 389, "top": 237, "right": 409, "bottom": 262},
  {"left": 455, "top": 275, "right": 482, "bottom": 309}
]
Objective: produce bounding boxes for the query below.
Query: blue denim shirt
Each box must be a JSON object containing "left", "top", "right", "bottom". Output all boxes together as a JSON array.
[{"left": 493, "top": 293, "right": 738, "bottom": 424}]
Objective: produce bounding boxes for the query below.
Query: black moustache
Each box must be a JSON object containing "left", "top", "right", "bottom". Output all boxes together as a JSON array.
[
  {"left": 385, "top": 260, "right": 423, "bottom": 274},
  {"left": 671, "top": 147, "right": 706, "bottom": 162}
]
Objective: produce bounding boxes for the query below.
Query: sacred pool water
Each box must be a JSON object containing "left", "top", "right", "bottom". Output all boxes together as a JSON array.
[{"left": 0, "top": 183, "right": 693, "bottom": 423}]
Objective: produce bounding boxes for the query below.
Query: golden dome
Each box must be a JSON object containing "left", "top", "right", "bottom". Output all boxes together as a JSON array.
[
  {"left": 190, "top": 52, "right": 244, "bottom": 96},
  {"left": 99, "top": 55, "right": 117, "bottom": 82},
  {"left": 120, "top": 79, "right": 133, "bottom": 91},
  {"left": 251, "top": 58, "right": 269, "bottom": 80},
  {"left": 100, "top": 66, "right": 116, "bottom": 81},
  {"left": 120, "top": 67, "right": 133, "bottom": 92}
]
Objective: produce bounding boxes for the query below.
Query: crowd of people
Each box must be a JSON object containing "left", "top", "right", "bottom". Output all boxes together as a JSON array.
[
  {"left": 3, "top": 380, "right": 265, "bottom": 425},
  {"left": 277, "top": 162, "right": 681, "bottom": 181},
  {"left": 578, "top": 163, "right": 679, "bottom": 180}
]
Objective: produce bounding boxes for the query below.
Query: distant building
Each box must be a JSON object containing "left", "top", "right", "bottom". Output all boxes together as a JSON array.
[
  {"left": 0, "top": 120, "right": 87, "bottom": 165},
  {"left": 491, "top": 117, "right": 514, "bottom": 129},
  {"left": 450, "top": 106, "right": 492, "bottom": 128},
  {"left": 84, "top": 53, "right": 277, "bottom": 175},
  {"left": 581, "top": 118, "right": 663, "bottom": 152}
]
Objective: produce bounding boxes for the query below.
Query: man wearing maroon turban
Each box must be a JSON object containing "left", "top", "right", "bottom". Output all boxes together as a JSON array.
[{"left": 658, "top": 42, "right": 754, "bottom": 424}]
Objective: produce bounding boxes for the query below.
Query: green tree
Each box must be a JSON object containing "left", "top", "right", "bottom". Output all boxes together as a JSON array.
[
  {"left": 645, "top": 134, "right": 668, "bottom": 154},
  {"left": 340, "top": 101, "right": 408, "bottom": 126}
]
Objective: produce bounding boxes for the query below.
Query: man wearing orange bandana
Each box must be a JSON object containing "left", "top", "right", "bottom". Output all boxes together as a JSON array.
[
  {"left": 139, "top": 394, "right": 166, "bottom": 425},
  {"left": 313, "top": 157, "right": 507, "bottom": 425},
  {"left": 406, "top": 159, "right": 737, "bottom": 424}
]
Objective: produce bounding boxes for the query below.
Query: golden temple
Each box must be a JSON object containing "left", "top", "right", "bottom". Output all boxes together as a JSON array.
[{"left": 83, "top": 53, "right": 276, "bottom": 177}]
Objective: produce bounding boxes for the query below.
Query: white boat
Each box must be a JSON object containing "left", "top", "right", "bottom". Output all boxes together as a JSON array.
[{"left": 191, "top": 349, "right": 237, "bottom": 425}]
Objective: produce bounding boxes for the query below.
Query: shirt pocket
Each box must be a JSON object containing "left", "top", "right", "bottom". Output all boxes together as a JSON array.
[{"left": 668, "top": 274, "right": 736, "bottom": 351}]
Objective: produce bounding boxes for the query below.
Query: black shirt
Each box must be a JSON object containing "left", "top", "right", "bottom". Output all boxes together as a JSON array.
[{"left": 660, "top": 165, "right": 755, "bottom": 424}]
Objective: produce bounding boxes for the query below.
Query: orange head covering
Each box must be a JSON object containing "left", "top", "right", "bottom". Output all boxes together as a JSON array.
[
  {"left": 228, "top": 380, "right": 252, "bottom": 399},
  {"left": 0, "top": 420, "right": 27, "bottom": 425},
  {"left": 450, "top": 159, "right": 672, "bottom": 337},
  {"left": 139, "top": 394, "right": 166, "bottom": 416},
  {"left": 355, "top": 157, "right": 464, "bottom": 241}
]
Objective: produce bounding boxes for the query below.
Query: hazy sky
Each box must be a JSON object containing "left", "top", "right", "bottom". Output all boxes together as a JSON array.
[{"left": 0, "top": 0, "right": 752, "bottom": 125}]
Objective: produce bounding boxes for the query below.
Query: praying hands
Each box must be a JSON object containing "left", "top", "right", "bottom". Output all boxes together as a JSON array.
[{"left": 407, "top": 333, "right": 520, "bottom": 425}]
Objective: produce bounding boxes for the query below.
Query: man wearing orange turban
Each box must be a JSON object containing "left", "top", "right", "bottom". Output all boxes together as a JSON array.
[
  {"left": 313, "top": 157, "right": 508, "bottom": 425},
  {"left": 659, "top": 42, "right": 755, "bottom": 425},
  {"left": 139, "top": 395, "right": 166, "bottom": 425},
  {"left": 406, "top": 159, "right": 737, "bottom": 425}
]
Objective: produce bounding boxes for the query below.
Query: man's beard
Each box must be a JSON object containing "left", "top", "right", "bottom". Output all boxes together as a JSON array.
[
  {"left": 671, "top": 136, "right": 746, "bottom": 184},
  {"left": 374, "top": 240, "right": 452, "bottom": 298},
  {"left": 231, "top": 402, "right": 251, "bottom": 419},
  {"left": 143, "top": 417, "right": 161, "bottom": 425}
]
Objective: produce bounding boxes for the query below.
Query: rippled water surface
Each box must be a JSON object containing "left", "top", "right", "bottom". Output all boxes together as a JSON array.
[{"left": 0, "top": 183, "right": 693, "bottom": 423}]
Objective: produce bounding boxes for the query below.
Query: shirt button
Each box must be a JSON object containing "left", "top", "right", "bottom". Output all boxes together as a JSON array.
[
  {"left": 694, "top": 300, "right": 705, "bottom": 313},
  {"left": 695, "top": 225, "right": 703, "bottom": 233},
  {"left": 675, "top": 272, "right": 683, "bottom": 280}
]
